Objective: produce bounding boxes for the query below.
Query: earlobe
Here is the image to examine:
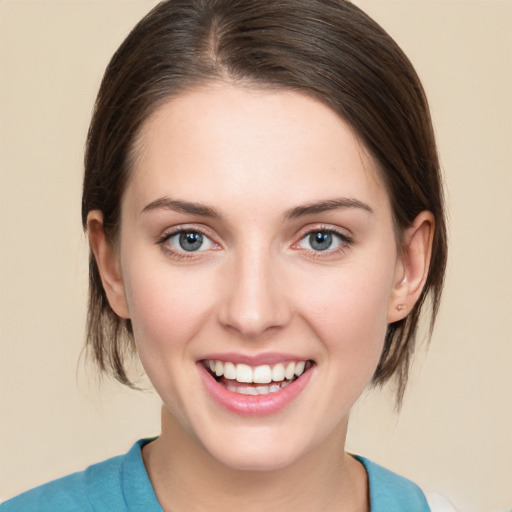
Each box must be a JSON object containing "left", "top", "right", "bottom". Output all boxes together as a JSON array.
[
  {"left": 387, "top": 211, "right": 434, "bottom": 323},
  {"left": 87, "top": 210, "right": 130, "bottom": 319}
]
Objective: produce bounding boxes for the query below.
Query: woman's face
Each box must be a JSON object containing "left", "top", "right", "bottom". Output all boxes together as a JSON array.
[{"left": 114, "top": 83, "right": 405, "bottom": 470}]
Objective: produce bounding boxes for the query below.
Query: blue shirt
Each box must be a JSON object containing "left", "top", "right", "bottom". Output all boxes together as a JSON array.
[{"left": 0, "top": 439, "right": 430, "bottom": 511}]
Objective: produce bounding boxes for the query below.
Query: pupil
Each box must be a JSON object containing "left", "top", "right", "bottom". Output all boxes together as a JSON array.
[
  {"left": 310, "top": 232, "right": 332, "bottom": 251},
  {"left": 179, "top": 232, "right": 203, "bottom": 251}
]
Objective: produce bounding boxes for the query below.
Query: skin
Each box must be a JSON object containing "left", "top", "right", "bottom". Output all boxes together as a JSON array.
[{"left": 88, "top": 83, "right": 433, "bottom": 512}]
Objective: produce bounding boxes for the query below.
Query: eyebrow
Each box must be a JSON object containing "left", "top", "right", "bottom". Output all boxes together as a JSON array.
[
  {"left": 283, "top": 197, "right": 373, "bottom": 220},
  {"left": 141, "top": 197, "right": 222, "bottom": 219},
  {"left": 141, "top": 196, "right": 373, "bottom": 220}
]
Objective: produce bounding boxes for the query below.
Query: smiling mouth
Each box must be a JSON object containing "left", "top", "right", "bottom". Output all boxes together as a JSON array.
[{"left": 203, "top": 359, "right": 314, "bottom": 396}]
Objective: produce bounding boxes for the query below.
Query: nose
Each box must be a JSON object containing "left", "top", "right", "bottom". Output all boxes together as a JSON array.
[{"left": 217, "top": 248, "right": 292, "bottom": 339}]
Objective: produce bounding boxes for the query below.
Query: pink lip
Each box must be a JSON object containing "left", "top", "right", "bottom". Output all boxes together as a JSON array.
[
  {"left": 197, "top": 361, "right": 314, "bottom": 417},
  {"left": 199, "top": 352, "right": 308, "bottom": 366}
]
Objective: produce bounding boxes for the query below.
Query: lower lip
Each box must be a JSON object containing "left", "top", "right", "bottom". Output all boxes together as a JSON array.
[{"left": 198, "top": 363, "right": 314, "bottom": 417}]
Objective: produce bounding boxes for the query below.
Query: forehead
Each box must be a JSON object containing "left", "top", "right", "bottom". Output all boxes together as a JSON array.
[{"left": 126, "top": 83, "right": 390, "bottom": 218}]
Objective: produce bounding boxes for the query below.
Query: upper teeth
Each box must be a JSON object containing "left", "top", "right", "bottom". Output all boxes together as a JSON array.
[{"left": 207, "top": 360, "right": 307, "bottom": 384}]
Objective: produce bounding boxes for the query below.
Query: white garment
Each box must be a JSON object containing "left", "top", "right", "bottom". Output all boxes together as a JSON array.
[{"left": 424, "top": 491, "right": 458, "bottom": 512}]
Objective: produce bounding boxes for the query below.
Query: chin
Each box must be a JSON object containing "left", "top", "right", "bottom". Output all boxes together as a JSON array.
[
  {"left": 198, "top": 425, "right": 314, "bottom": 473},
  {"left": 211, "top": 445, "right": 302, "bottom": 473}
]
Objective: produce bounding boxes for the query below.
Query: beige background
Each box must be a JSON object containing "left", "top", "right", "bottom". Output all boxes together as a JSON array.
[{"left": 1, "top": 1, "right": 511, "bottom": 511}]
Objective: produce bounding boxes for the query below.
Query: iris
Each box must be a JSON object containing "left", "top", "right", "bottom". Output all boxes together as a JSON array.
[
  {"left": 309, "top": 232, "right": 333, "bottom": 251},
  {"left": 179, "top": 231, "right": 203, "bottom": 251}
]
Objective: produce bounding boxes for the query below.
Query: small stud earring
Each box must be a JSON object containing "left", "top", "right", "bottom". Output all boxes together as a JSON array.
[{"left": 396, "top": 304, "right": 407, "bottom": 311}]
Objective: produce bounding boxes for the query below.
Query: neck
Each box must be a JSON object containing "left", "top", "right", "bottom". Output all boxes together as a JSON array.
[{"left": 142, "top": 406, "right": 369, "bottom": 512}]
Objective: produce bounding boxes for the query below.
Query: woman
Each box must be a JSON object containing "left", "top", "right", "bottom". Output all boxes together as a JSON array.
[{"left": 1, "top": 0, "right": 448, "bottom": 510}]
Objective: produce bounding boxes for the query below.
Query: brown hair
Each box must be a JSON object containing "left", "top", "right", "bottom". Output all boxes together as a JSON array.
[{"left": 82, "top": 0, "right": 447, "bottom": 404}]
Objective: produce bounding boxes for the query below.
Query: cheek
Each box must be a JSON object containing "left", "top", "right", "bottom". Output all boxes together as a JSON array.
[
  {"left": 121, "top": 264, "right": 220, "bottom": 417},
  {"left": 295, "top": 259, "right": 394, "bottom": 374},
  {"left": 122, "top": 264, "right": 216, "bottom": 355}
]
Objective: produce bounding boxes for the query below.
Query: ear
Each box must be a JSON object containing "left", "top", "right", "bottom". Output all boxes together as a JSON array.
[
  {"left": 387, "top": 211, "right": 434, "bottom": 323},
  {"left": 87, "top": 210, "right": 130, "bottom": 319}
]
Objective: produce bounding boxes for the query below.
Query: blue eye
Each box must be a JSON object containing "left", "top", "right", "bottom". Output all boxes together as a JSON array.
[
  {"left": 165, "top": 230, "right": 214, "bottom": 252},
  {"left": 309, "top": 232, "right": 334, "bottom": 251},
  {"left": 298, "top": 230, "right": 345, "bottom": 252}
]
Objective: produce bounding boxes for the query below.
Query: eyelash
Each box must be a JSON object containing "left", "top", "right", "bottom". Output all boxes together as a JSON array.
[
  {"left": 156, "top": 225, "right": 353, "bottom": 260},
  {"left": 157, "top": 226, "right": 218, "bottom": 261},
  {"left": 293, "top": 226, "right": 353, "bottom": 259}
]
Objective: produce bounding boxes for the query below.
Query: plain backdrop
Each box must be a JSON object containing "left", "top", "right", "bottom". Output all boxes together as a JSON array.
[{"left": 1, "top": 1, "right": 511, "bottom": 511}]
